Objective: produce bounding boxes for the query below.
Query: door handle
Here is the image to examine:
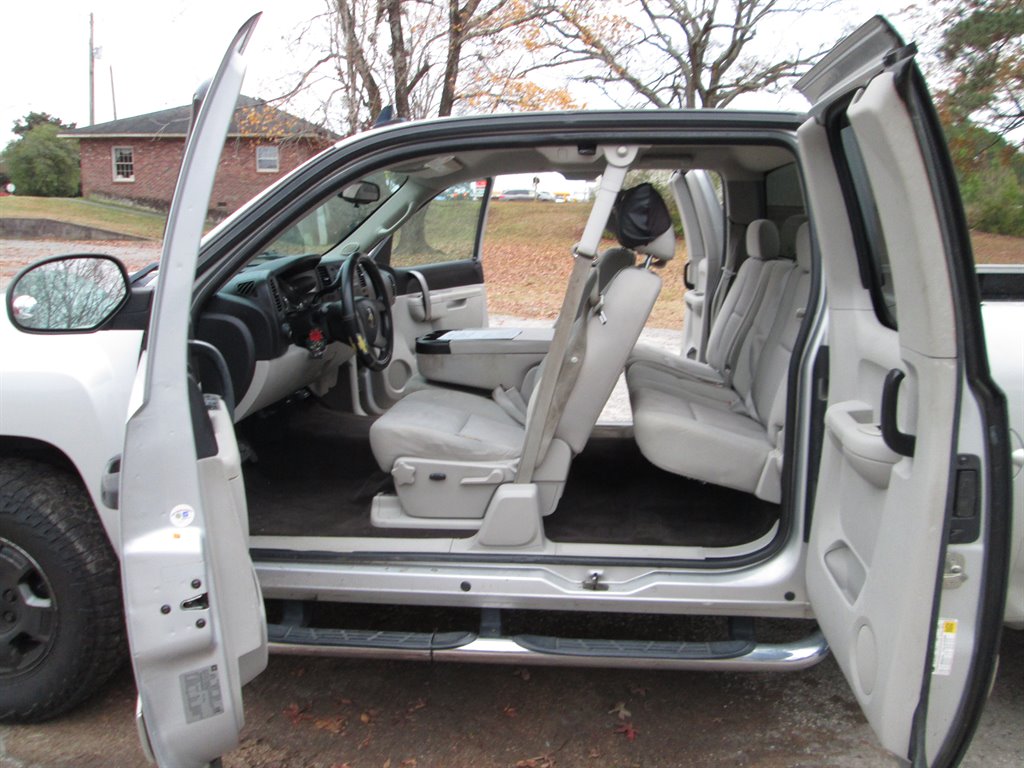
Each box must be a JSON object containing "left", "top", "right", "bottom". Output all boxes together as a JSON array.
[
  {"left": 881, "top": 368, "right": 916, "bottom": 457},
  {"left": 408, "top": 270, "right": 432, "bottom": 322}
]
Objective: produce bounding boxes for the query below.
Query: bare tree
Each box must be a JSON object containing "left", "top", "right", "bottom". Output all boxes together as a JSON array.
[
  {"left": 536, "top": 0, "right": 830, "bottom": 109},
  {"left": 280, "top": 0, "right": 564, "bottom": 137}
]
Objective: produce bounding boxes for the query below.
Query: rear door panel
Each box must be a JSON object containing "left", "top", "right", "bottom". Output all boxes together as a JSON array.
[{"left": 798, "top": 17, "right": 1010, "bottom": 765}]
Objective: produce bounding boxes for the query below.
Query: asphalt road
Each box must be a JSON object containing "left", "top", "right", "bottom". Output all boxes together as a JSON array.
[{"left": 1, "top": 628, "right": 1020, "bottom": 768}]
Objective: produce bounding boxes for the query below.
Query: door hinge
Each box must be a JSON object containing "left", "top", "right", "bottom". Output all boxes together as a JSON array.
[
  {"left": 582, "top": 571, "right": 608, "bottom": 591},
  {"left": 943, "top": 553, "right": 967, "bottom": 590}
]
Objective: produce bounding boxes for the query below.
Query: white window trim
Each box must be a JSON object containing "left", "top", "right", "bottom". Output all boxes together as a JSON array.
[
  {"left": 112, "top": 146, "right": 134, "bottom": 183},
  {"left": 256, "top": 145, "right": 280, "bottom": 173}
]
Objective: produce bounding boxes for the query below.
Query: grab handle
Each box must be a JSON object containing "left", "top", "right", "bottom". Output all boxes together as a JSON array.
[{"left": 881, "top": 369, "right": 916, "bottom": 457}]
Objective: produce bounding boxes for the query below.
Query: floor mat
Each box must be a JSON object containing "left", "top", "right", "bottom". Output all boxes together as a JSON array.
[
  {"left": 240, "top": 400, "right": 471, "bottom": 538},
  {"left": 241, "top": 401, "right": 778, "bottom": 547},
  {"left": 544, "top": 437, "right": 780, "bottom": 547}
]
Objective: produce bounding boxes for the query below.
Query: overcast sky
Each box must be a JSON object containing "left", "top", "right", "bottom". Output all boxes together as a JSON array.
[{"left": 1, "top": 1, "right": 928, "bottom": 147}]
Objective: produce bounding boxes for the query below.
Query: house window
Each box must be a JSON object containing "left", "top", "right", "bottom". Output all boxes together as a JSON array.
[
  {"left": 112, "top": 147, "right": 134, "bottom": 182},
  {"left": 256, "top": 145, "right": 279, "bottom": 173}
]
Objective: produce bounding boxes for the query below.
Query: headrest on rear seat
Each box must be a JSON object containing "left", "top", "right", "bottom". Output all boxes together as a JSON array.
[
  {"left": 746, "top": 219, "right": 780, "bottom": 261},
  {"left": 795, "top": 223, "right": 812, "bottom": 272},
  {"left": 611, "top": 183, "right": 676, "bottom": 261},
  {"left": 780, "top": 215, "right": 808, "bottom": 259}
]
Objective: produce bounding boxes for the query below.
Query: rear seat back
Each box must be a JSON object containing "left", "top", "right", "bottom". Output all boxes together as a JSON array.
[
  {"left": 626, "top": 223, "right": 813, "bottom": 502},
  {"left": 747, "top": 224, "right": 813, "bottom": 431},
  {"left": 628, "top": 218, "right": 783, "bottom": 384},
  {"left": 703, "top": 219, "right": 780, "bottom": 378}
]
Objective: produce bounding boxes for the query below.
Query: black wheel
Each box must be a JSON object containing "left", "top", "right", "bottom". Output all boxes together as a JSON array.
[
  {"left": 0, "top": 458, "right": 125, "bottom": 722},
  {"left": 329, "top": 253, "right": 395, "bottom": 371}
]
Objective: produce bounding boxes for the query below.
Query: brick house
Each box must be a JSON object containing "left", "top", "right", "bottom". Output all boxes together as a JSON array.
[{"left": 63, "top": 96, "right": 337, "bottom": 215}]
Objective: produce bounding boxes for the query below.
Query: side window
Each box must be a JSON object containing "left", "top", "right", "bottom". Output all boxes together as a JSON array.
[
  {"left": 256, "top": 145, "right": 280, "bottom": 173},
  {"left": 839, "top": 123, "right": 898, "bottom": 328},
  {"left": 112, "top": 147, "right": 134, "bottom": 182},
  {"left": 766, "top": 163, "right": 805, "bottom": 221},
  {"left": 389, "top": 181, "right": 487, "bottom": 268}
]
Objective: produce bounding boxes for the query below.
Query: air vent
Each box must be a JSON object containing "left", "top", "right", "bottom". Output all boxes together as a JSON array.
[
  {"left": 356, "top": 265, "right": 368, "bottom": 292},
  {"left": 317, "top": 265, "right": 331, "bottom": 287},
  {"left": 235, "top": 280, "right": 256, "bottom": 297},
  {"left": 268, "top": 277, "right": 284, "bottom": 313}
]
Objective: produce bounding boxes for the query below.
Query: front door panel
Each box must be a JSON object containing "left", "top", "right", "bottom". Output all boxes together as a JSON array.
[{"left": 119, "top": 15, "right": 268, "bottom": 766}]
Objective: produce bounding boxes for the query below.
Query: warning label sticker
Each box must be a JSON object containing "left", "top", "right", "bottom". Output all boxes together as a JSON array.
[
  {"left": 932, "top": 619, "right": 958, "bottom": 676},
  {"left": 180, "top": 664, "right": 225, "bottom": 723}
]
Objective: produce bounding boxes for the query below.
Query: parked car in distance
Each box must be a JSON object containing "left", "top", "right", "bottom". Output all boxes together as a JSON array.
[{"left": 495, "top": 188, "right": 535, "bottom": 201}]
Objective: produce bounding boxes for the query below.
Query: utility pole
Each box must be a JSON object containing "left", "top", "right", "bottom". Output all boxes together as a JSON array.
[
  {"left": 89, "top": 13, "right": 95, "bottom": 125},
  {"left": 109, "top": 66, "right": 117, "bottom": 120}
]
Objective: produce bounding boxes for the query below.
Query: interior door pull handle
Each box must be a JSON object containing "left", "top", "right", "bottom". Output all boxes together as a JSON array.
[
  {"left": 881, "top": 368, "right": 916, "bottom": 457},
  {"left": 408, "top": 270, "right": 432, "bottom": 322}
]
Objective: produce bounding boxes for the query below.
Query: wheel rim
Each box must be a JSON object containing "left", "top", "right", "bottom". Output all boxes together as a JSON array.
[{"left": 0, "top": 537, "right": 58, "bottom": 677}]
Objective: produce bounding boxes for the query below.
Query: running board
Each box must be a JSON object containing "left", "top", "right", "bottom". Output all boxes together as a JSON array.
[{"left": 268, "top": 624, "right": 829, "bottom": 672}]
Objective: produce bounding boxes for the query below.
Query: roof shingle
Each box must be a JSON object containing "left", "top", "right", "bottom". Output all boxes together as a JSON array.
[{"left": 64, "top": 96, "right": 337, "bottom": 140}]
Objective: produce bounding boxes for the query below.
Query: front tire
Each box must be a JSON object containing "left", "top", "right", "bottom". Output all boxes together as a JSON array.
[{"left": 0, "top": 458, "right": 125, "bottom": 722}]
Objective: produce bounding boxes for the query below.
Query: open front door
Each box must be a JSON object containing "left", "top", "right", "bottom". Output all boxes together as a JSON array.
[
  {"left": 797, "top": 17, "right": 1011, "bottom": 766},
  {"left": 119, "top": 15, "right": 268, "bottom": 767}
]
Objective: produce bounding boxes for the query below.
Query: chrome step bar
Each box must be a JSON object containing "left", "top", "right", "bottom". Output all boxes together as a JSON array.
[{"left": 269, "top": 628, "right": 829, "bottom": 672}]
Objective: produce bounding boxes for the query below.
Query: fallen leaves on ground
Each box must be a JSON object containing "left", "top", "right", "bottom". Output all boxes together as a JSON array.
[
  {"left": 608, "top": 701, "right": 631, "bottom": 720},
  {"left": 614, "top": 721, "right": 639, "bottom": 742},
  {"left": 406, "top": 698, "right": 427, "bottom": 713},
  {"left": 502, "top": 704, "right": 518, "bottom": 718},
  {"left": 515, "top": 756, "right": 555, "bottom": 768},
  {"left": 282, "top": 702, "right": 311, "bottom": 726},
  {"left": 313, "top": 716, "right": 347, "bottom": 734}
]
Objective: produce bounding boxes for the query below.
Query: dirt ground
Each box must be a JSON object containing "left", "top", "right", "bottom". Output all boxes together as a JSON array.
[{"left": 1, "top": 629, "right": 1020, "bottom": 768}]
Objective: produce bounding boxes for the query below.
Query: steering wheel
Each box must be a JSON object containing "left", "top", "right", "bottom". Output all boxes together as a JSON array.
[{"left": 333, "top": 253, "right": 394, "bottom": 371}]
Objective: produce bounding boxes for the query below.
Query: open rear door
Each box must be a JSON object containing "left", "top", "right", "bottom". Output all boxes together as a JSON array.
[
  {"left": 797, "top": 17, "right": 1011, "bottom": 766},
  {"left": 119, "top": 15, "right": 268, "bottom": 767}
]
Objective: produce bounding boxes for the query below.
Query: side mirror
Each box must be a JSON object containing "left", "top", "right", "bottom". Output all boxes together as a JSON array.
[
  {"left": 340, "top": 180, "right": 381, "bottom": 205},
  {"left": 6, "top": 255, "right": 130, "bottom": 332}
]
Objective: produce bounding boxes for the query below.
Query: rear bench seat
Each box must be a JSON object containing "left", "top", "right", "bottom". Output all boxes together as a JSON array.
[
  {"left": 626, "top": 223, "right": 812, "bottom": 503},
  {"left": 629, "top": 219, "right": 784, "bottom": 382}
]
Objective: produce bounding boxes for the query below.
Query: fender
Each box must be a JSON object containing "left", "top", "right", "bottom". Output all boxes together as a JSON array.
[{"left": 0, "top": 317, "right": 143, "bottom": 542}]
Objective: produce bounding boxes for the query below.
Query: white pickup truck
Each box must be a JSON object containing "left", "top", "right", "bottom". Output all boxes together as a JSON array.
[{"left": 1, "top": 15, "right": 1020, "bottom": 768}]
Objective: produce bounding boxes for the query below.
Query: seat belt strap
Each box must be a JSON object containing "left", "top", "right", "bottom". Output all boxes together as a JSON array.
[
  {"left": 492, "top": 385, "right": 528, "bottom": 425},
  {"left": 516, "top": 146, "right": 638, "bottom": 483}
]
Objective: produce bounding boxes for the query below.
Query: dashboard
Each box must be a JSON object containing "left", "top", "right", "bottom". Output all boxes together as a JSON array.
[{"left": 194, "top": 252, "right": 395, "bottom": 420}]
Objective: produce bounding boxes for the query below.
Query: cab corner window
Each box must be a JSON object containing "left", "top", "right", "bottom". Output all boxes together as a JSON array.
[{"left": 389, "top": 181, "right": 487, "bottom": 268}]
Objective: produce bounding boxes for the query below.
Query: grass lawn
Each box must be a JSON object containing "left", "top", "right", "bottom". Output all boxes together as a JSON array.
[{"left": 0, "top": 196, "right": 168, "bottom": 240}]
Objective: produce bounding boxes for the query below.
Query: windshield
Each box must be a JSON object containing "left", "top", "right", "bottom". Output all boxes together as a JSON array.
[{"left": 251, "top": 170, "right": 406, "bottom": 265}]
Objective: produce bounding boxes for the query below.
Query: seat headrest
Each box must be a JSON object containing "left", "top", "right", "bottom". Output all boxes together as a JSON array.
[
  {"left": 746, "top": 219, "right": 780, "bottom": 261},
  {"left": 611, "top": 183, "right": 675, "bottom": 261},
  {"left": 795, "top": 222, "right": 812, "bottom": 272},
  {"left": 780, "top": 215, "right": 808, "bottom": 259},
  {"left": 595, "top": 247, "right": 637, "bottom": 292}
]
